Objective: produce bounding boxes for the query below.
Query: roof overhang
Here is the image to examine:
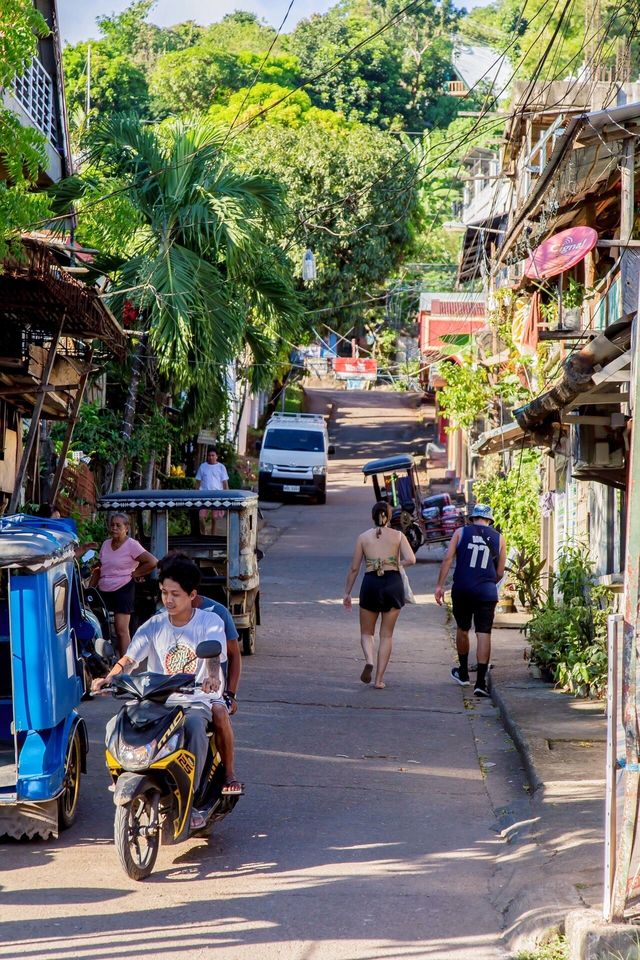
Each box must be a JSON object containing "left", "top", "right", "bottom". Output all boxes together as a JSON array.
[
  {"left": 499, "top": 102, "right": 640, "bottom": 265},
  {"left": 458, "top": 216, "right": 508, "bottom": 284},
  {"left": 0, "top": 237, "right": 127, "bottom": 358},
  {"left": 98, "top": 489, "right": 259, "bottom": 511},
  {"left": 473, "top": 326, "right": 632, "bottom": 457}
]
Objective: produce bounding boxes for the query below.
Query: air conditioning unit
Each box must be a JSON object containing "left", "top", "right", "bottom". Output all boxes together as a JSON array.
[{"left": 571, "top": 421, "right": 624, "bottom": 477}]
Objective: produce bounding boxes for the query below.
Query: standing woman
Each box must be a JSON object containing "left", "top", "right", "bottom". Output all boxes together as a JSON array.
[
  {"left": 343, "top": 501, "right": 416, "bottom": 689},
  {"left": 94, "top": 513, "right": 157, "bottom": 656}
]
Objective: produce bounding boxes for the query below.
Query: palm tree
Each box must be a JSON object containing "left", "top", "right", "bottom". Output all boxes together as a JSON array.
[{"left": 55, "top": 115, "right": 300, "bottom": 489}]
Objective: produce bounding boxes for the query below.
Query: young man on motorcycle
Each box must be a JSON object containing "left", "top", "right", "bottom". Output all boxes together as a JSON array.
[
  {"left": 92, "top": 554, "right": 243, "bottom": 829},
  {"left": 157, "top": 550, "right": 243, "bottom": 795}
]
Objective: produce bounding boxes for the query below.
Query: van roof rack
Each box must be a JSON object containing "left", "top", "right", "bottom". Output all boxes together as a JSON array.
[{"left": 268, "top": 412, "right": 327, "bottom": 423}]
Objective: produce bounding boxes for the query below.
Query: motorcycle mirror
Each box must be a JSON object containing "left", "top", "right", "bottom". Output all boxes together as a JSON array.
[
  {"left": 82, "top": 549, "right": 96, "bottom": 562},
  {"left": 196, "top": 639, "right": 223, "bottom": 659}
]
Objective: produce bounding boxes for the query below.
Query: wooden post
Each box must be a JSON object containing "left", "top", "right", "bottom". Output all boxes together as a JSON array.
[
  {"left": 9, "top": 316, "right": 65, "bottom": 514},
  {"left": 605, "top": 613, "right": 623, "bottom": 920},
  {"left": 49, "top": 347, "right": 94, "bottom": 506},
  {"left": 612, "top": 134, "right": 637, "bottom": 921}
]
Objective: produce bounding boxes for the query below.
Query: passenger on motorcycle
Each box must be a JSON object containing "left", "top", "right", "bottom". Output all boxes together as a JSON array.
[
  {"left": 157, "top": 550, "right": 244, "bottom": 796},
  {"left": 92, "top": 554, "right": 242, "bottom": 829}
]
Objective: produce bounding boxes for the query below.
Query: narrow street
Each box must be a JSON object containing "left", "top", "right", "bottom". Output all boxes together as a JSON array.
[{"left": 0, "top": 389, "right": 526, "bottom": 960}]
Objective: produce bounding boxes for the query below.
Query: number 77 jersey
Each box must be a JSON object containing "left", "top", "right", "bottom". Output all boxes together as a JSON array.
[{"left": 452, "top": 524, "right": 502, "bottom": 600}]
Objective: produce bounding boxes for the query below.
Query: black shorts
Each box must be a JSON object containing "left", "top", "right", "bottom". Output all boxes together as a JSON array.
[
  {"left": 451, "top": 589, "right": 497, "bottom": 634},
  {"left": 100, "top": 580, "right": 136, "bottom": 615},
  {"left": 359, "top": 571, "right": 404, "bottom": 613}
]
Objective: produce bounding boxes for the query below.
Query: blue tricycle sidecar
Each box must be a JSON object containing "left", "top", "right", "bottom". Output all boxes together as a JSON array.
[{"left": 0, "top": 515, "right": 90, "bottom": 839}]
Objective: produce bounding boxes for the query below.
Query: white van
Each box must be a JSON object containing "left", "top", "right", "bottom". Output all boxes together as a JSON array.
[{"left": 257, "top": 412, "right": 334, "bottom": 504}]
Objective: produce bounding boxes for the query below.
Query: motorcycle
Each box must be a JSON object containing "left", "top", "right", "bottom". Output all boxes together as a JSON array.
[{"left": 101, "top": 640, "right": 240, "bottom": 880}]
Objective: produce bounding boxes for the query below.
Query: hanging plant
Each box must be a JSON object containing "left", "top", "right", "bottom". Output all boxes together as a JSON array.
[{"left": 436, "top": 361, "right": 492, "bottom": 431}]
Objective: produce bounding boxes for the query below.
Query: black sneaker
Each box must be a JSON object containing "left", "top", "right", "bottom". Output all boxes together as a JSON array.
[
  {"left": 474, "top": 684, "right": 490, "bottom": 698},
  {"left": 451, "top": 667, "right": 470, "bottom": 686}
]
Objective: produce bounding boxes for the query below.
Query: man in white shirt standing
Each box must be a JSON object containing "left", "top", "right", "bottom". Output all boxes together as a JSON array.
[{"left": 195, "top": 447, "right": 229, "bottom": 535}]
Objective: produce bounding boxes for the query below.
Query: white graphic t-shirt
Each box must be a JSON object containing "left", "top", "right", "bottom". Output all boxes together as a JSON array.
[
  {"left": 127, "top": 608, "right": 227, "bottom": 706},
  {"left": 195, "top": 461, "right": 229, "bottom": 490}
]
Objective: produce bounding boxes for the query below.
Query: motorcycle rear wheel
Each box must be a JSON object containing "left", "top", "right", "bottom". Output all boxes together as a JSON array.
[{"left": 115, "top": 788, "right": 161, "bottom": 881}]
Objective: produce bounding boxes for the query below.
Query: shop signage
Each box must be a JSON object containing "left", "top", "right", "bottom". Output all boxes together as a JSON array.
[
  {"left": 524, "top": 226, "right": 598, "bottom": 279},
  {"left": 333, "top": 357, "right": 377, "bottom": 380}
]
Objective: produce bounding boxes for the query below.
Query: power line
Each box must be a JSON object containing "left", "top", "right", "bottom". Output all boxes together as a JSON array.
[{"left": 18, "top": 0, "right": 437, "bottom": 236}]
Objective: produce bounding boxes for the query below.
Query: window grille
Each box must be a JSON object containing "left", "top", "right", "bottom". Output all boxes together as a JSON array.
[{"left": 12, "top": 57, "right": 58, "bottom": 147}]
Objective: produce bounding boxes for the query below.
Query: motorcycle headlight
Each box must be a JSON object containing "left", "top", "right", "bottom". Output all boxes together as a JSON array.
[
  {"left": 117, "top": 739, "right": 155, "bottom": 771},
  {"left": 154, "top": 731, "right": 182, "bottom": 762},
  {"left": 312, "top": 465, "right": 327, "bottom": 476},
  {"left": 261, "top": 463, "right": 274, "bottom": 474}
]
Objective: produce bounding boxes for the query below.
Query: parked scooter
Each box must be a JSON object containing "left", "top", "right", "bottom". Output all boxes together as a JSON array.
[
  {"left": 100, "top": 640, "right": 240, "bottom": 880},
  {"left": 77, "top": 550, "right": 117, "bottom": 684}
]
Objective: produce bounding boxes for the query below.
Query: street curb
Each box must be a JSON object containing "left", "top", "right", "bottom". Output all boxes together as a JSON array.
[
  {"left": 489, "top": 678, "right": 545, "bottom": 797},
  {"left": 445, "top": 618, "right": 544, "bottom": 797}
]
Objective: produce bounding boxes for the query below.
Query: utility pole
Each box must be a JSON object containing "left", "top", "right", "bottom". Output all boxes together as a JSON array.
[
  {"left": 86, "top": 44, "right": 91, "bottom": 121},
  {"left": 612, "top": 133, "right": 637, "bottom": 921}
]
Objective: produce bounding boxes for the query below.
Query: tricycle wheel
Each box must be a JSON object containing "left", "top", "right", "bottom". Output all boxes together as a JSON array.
[
  {"left": 406, "top": 523, "right": 422, "bottom": 554},
  {"left": 58, "top": 729, "right": 82, "bottom": 830},
  {"left": 115, "top": 788, "right": 160, "bottom": 881},
  {"left": 241, "top": 608, "right": 257, "bottom": 656}
]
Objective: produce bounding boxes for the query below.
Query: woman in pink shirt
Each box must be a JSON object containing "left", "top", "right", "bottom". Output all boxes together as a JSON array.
[{"left": 95, "top": 513, "right": 157, "bottom": 655}]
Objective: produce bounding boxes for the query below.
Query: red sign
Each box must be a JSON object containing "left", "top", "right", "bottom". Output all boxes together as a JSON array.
[
  {"left": 333, "top": 358, "right": 377, "bottom": 375},
  {"left": 524, "top": 226, "right": 598, "bottom": 280}
]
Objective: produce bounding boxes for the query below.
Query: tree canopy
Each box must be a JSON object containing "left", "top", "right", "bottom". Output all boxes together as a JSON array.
[
  {"left": 288, "top": 0, "right": 460, "bottom": 130},
  {"left": 238, "top": 120, "right": 421, "bottom": 325}
]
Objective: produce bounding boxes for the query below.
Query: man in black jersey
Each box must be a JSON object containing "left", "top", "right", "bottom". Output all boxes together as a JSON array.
[{"left": 435, "top": 504, "right": 506, "bottom": 697}]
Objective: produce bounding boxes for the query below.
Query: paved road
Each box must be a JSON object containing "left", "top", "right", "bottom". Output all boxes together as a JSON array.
[{"left": 0, "top": 389, "right": 524, "bottom": 960}]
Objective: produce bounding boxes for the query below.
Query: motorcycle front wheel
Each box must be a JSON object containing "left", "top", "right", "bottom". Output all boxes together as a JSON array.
[{"left": 114, "top": 788, "right": 161, "bottom": 881}]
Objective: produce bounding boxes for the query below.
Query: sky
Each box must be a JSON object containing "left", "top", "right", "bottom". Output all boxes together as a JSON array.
[{"left": 56, "top": 1, "right": 336, "bottom": 46}]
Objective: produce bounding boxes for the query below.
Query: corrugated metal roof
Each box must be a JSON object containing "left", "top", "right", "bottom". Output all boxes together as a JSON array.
[
  {"left": 430, "top": 300, "right": 486, "bottom": 317},
  {"left": 452, "top": 42, "right": 513, "bottom": 99},
  {"left": 418, "top": 292, "right": 485, "bottom": 312}
]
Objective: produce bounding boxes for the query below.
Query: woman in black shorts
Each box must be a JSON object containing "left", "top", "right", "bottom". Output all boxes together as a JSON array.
[
  {"left": 343, "top": 502, "right": 416, "bottom": 688},
  {"left": 93, "top": 513, "right": 157, "bottom": 656}
]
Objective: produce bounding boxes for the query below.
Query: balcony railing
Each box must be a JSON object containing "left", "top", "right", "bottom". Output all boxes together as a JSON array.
[
  {"left": 446, "top": 80, "right": 468, "bottom": 97},
  {"left": 12, "top": 56, "right": 58, "bottom": 147}
]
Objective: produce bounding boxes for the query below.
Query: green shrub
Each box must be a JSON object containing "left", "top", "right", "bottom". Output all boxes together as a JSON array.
[
  {"left": 525, "top": 548, "right": 614, "bottom": 699},
  {"left": 474, "top": 450, "right": 542, "bottom": 558}
]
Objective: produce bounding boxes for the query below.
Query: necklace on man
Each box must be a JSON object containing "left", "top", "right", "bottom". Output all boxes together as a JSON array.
[{"left": 168, "top": 609, "right": 194, "bottom": 649}]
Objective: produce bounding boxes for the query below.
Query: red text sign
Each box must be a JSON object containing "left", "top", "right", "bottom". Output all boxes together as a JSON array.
[{"left": 333, "top": 358, "right": 377, "bottom": 375}]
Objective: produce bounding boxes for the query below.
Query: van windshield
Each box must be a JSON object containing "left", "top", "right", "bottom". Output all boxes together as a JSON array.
[{"left": 263, "top": 429, "right": 325, "bottom": 452}]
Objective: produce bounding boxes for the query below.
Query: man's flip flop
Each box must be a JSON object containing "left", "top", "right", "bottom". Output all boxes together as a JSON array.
[
  {"left": 360, "top": 663, "right": 373, "bottom": 684},
  {"left": 222, "top": 780, "right": 245, "bottom": 796}
]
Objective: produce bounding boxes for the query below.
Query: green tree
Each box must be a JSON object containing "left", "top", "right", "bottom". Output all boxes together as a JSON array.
[
  {"left": 238, "top": 120, "right": 420, "bottom": 327},
  {"left": 149, "top": 46, "right": 300, "bottom": 116},
  {"left": 459, "top": 0, "right": 639, "bottom": 82},
  {"left": 0, "top": 0, "right": 54, "bottom": 260},
  {"left": 289, "top": 6, "right": 407, "bottom": 128},
  {"left": 289, "top": 0, "right": 461, "bottom": 130},
  {"left": 201, "top": 11, "right": 278, "bottom": 54},
  {"left": 208, "top": 83, "right": 347, "bottom": 130},
  {"left": 63, "top": 42, "right": 150, "bottom": 118},
  {"left": 58, "top": 115, "right": 300, "bottom": 486}
]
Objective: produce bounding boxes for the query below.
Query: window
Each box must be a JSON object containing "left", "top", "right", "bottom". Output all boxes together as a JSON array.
[
  {"left": 53, "top": 577, "right": 68, "bottom": 633},
  {"left": 263, "top": 429, "right": 325, "bottom": 453}
]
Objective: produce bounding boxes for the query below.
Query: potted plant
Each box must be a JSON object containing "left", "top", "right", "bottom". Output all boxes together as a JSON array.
[
  {"left": 506, "top": 550, "right": 545, "bottom": 610},
  {"left": 540, "top": 298, "right": 558, "bottom": 329},
  {"left": 561, "top": 278, "right": 589, "bottom": 330}
]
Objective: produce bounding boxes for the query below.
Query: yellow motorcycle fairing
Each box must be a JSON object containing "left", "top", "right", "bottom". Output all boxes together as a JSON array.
[{"left": 105, "top": 747, "right": 196, "bottom": 841}]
